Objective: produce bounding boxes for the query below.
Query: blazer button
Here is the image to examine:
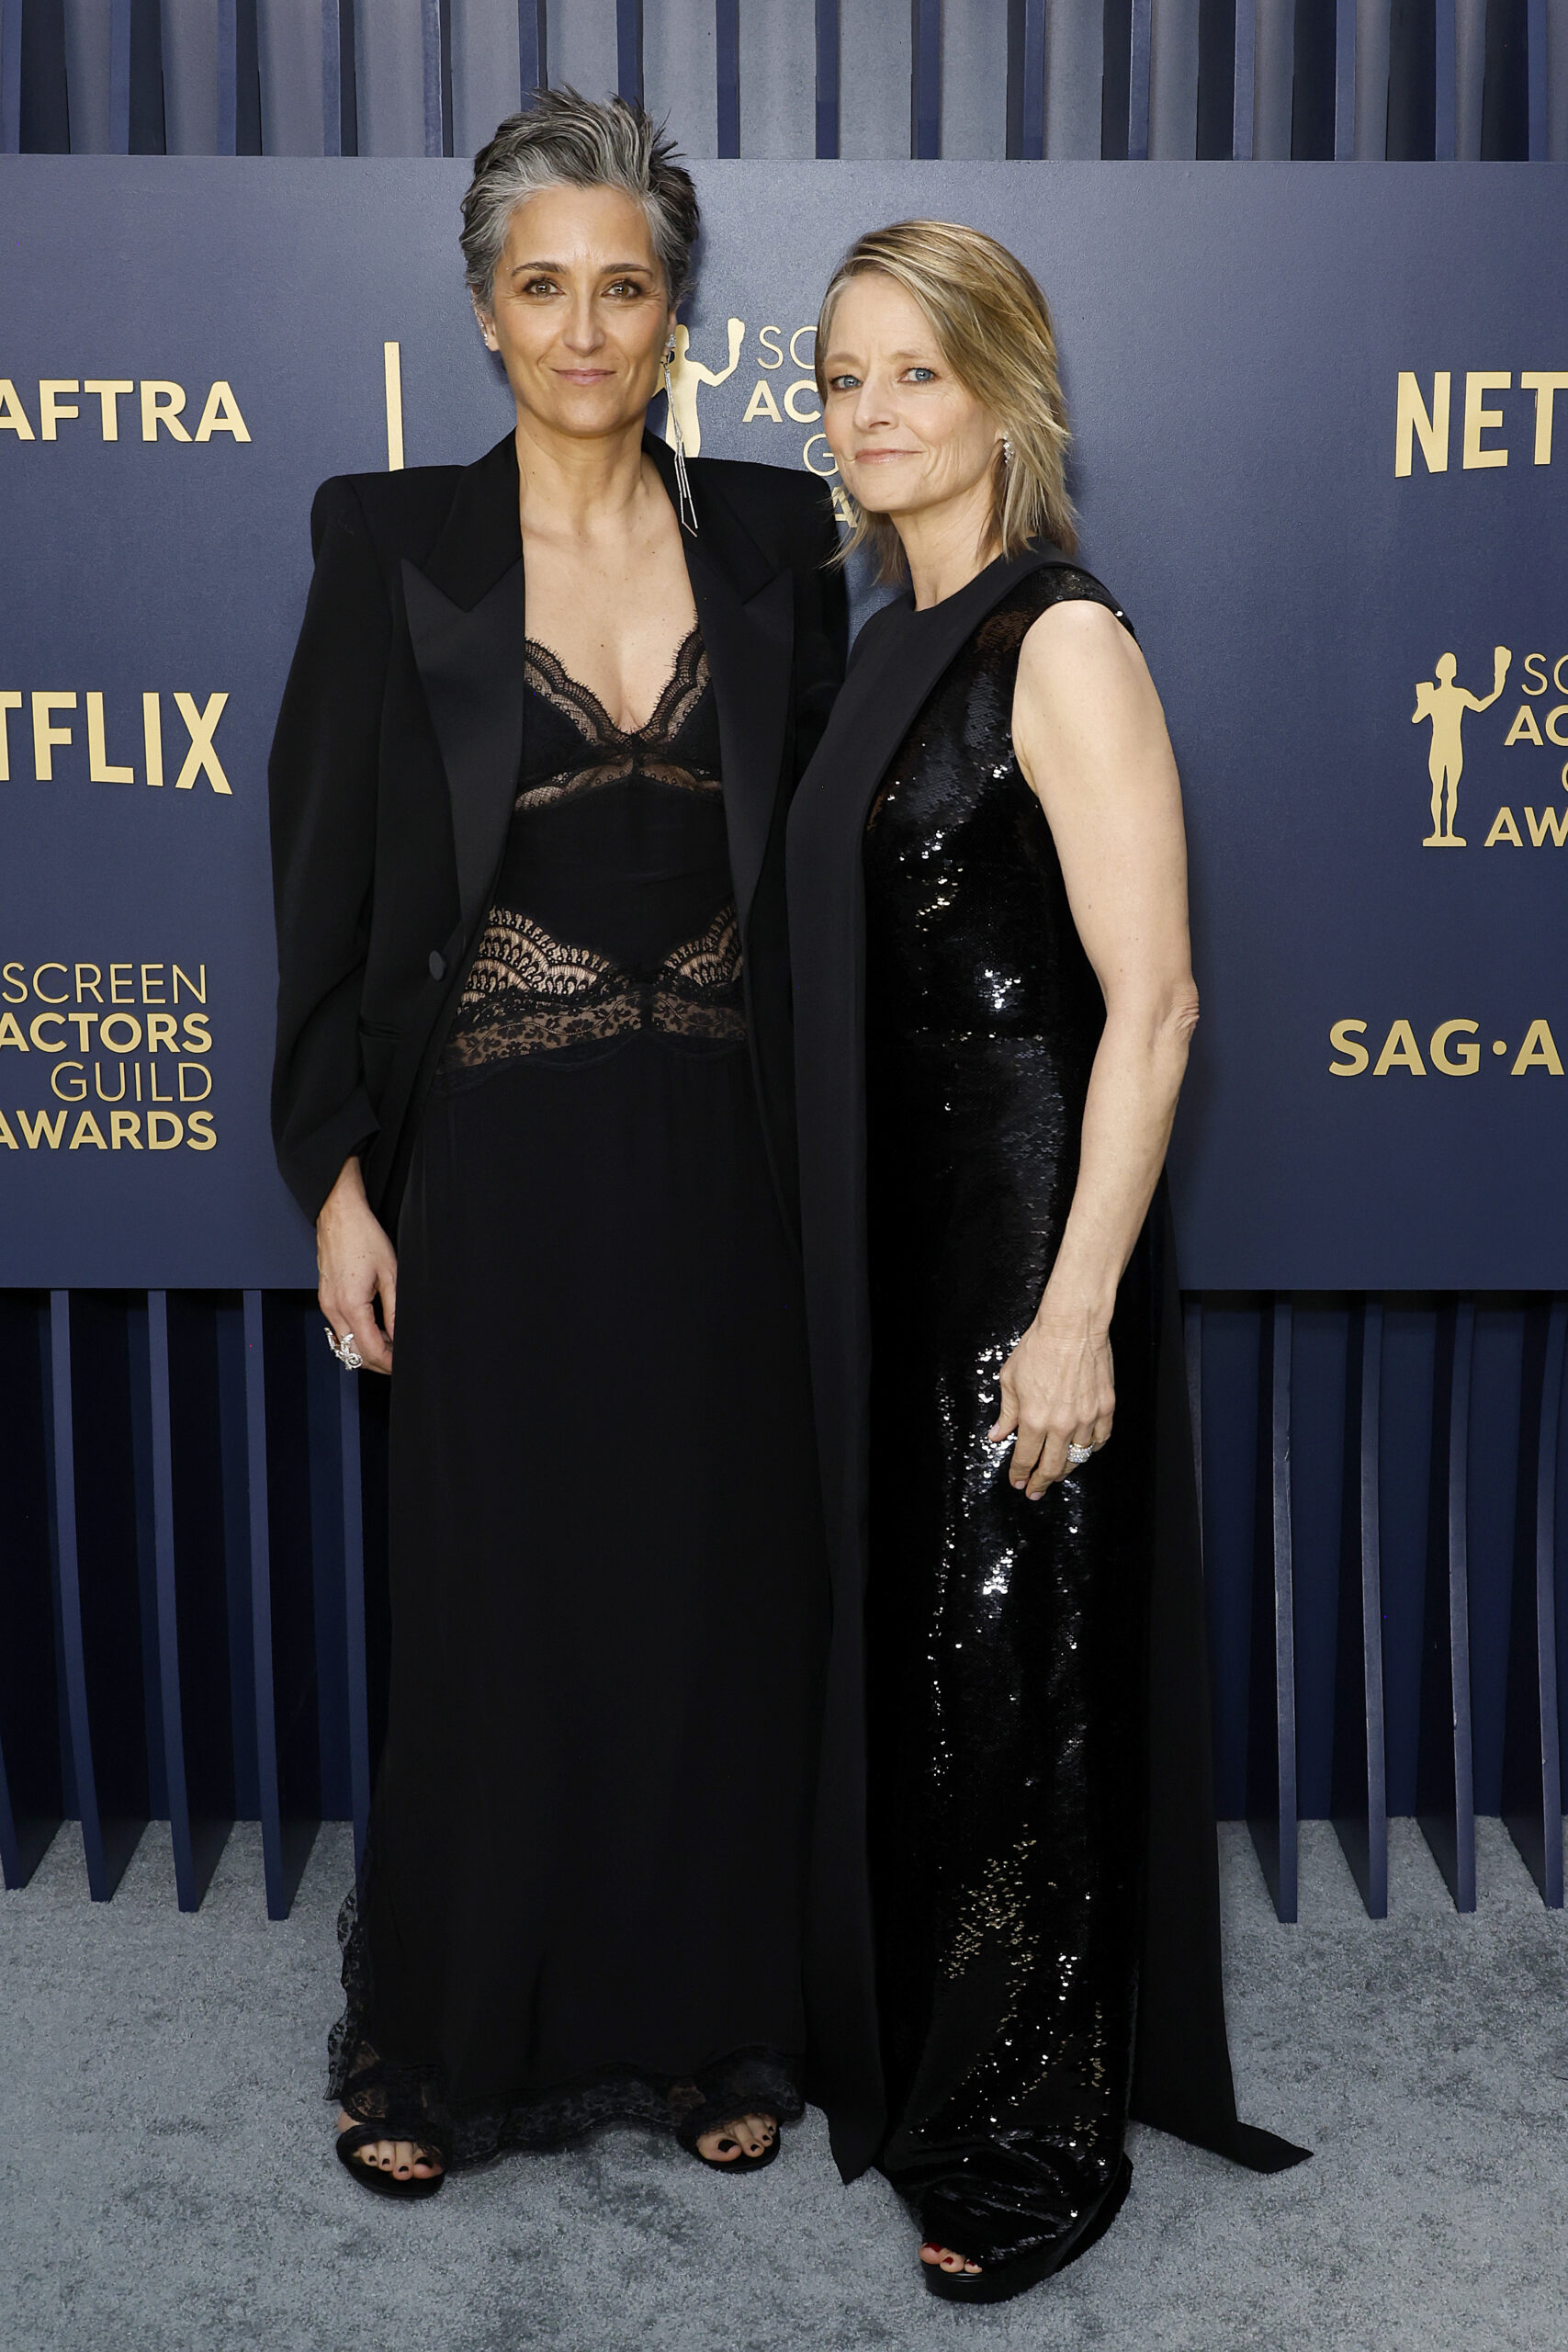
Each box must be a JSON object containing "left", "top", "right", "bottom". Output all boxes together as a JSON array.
[{"left": 428, "top": 950, "right": 446, "bottom": 980}]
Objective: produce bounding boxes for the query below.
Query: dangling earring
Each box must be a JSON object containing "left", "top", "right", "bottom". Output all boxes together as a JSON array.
[
  {"left": 1000, "top": 434, "right": 1014, "bottom": 466},
  {"left": 662, "top": 349, "right": 699, "bottom": 537}
]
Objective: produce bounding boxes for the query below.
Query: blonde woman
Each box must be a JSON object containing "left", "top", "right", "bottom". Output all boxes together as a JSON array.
[{"left": 787, "top": 222, "right": 1305, "bottom": 2303}]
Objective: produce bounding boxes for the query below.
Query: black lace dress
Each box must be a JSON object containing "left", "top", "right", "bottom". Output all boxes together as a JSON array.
[{"left": 330, "top": 628, "right": 829, "bottom": 2164}]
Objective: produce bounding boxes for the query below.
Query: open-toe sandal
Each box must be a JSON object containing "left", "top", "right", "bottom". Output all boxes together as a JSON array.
[
  {"left": 334, "top": 2120, "right": 447, "bottom": 2200},
  {"left": 674, "top": 2104, "right": 782, "bottom": 2176},
  {"left": 921, "top": 2153, "right": 1132, "bottom": 2304}
]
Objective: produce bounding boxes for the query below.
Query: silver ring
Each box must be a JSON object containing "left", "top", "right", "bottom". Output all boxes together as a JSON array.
[
  {"left": 1066, "top": 1442, "right": 1095, "bottom": 1466},
  {"left": 324, "top": 1324, "right": 365, "bottom": 1373}
]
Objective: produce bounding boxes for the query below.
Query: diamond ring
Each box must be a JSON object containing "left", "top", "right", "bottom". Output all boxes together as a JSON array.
[
  {"left": 324, "top": 1324, "right": 365, "bottom": 1372},
  {"left": 1066, "top": 1442, "right": 1095, "bottom": 1466}
]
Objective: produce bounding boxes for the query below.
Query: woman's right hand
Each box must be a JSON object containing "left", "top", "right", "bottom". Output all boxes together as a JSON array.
[{"left": 317, "top": 1155, "right": 397, "bottom": 1374}]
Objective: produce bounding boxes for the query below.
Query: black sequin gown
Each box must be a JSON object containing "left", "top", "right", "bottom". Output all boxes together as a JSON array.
[
  {"left": 862, "top": 566, "right": 1156, "bottom": 2267},
  {"left": 330, "top": 629, "right": 829, "bottom": 2165}
]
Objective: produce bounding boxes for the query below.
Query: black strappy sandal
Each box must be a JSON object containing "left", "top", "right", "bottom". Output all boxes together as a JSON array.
[
  {"left": 335, "top": 2120, "right": 447, "bottom": 2200},
  {"left": 920, "top": 2153, "right": 1132, "bottom": 2304},
  {"left": 674, "top": 2102, "right": 782, "bottom": 2177}
]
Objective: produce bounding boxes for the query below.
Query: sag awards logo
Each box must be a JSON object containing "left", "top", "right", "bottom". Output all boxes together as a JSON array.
[
  {"left": 660, "top": 317, "right": 852, "bottom": 518},
  {"left": 1410, "top": 644, "right": 1568, "bottom": 851},
  {"left": 0, "top": 958, "right": 218, "bottom": 1155},
  {"left": 1329, "top": 633, "right": 1568, "bottom": 1082}
]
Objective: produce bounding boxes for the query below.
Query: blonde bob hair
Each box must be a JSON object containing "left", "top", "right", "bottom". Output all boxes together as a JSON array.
[{"left": 814, "top": 219, "right": 1077, "bottom": 581}]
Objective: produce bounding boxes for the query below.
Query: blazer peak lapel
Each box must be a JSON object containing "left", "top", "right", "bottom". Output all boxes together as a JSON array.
[
  {"left": 694, "top": 557, "right": 794, "bottom": 937},
  {"left": 402, "top": 556, "right": 527, "bottom": 929},
  {"left": 644, "top": 435, "right": 796, "bottom": 934}
]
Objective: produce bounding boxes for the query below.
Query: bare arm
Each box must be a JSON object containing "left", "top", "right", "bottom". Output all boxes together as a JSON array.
[
  {"left": 992, "top": 599, "right": 1199, "bottom": 1499},
  {"left": 318, "top": 1153, "right": 397, "bottom": 1374}
]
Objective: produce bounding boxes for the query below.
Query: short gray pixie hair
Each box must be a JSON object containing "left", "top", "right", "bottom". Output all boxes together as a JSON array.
[{"left": 461, "top": 88, "right": 700, "bottom": 313}]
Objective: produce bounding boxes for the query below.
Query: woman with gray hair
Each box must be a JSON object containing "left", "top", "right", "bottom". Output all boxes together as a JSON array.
[{"left": 268, "top": 90, "right": 845, "bottom": 2197}]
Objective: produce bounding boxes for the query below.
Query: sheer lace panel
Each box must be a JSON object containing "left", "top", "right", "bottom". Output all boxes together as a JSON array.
[
  {"left": 517, "top": 629, "right": 717, "bottom": 811},
  {"left": 442, "top": 623, "right": 740, "bottom": 1072},
  {"left": 328, "top": 1888, "right": 804, "bottom": 2166},
  {"left": 446, "top": 903, "right": 744, "bottom": 1069}
]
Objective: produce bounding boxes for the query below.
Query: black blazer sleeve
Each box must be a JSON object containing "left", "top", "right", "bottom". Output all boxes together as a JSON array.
[{"left": 268, "top": 477, "right": 390, "bottom": 1222}]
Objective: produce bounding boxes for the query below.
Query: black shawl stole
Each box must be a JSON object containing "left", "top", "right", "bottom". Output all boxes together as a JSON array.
[{"left": 786, "top": 545, "right": 1308, "bottom": 2182}]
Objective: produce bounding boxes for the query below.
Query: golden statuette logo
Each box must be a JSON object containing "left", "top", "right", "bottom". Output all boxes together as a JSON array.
[{"left": 1412, "top": 646, "right": 1510, "bottom": 846}]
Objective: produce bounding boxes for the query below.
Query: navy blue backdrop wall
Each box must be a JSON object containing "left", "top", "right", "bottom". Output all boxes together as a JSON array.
[{"left": 1, "top": 0, "right": 1565, "bottom": 1934}]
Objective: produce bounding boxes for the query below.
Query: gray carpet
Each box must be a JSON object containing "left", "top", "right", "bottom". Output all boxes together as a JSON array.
[{"left": 3, "top": 1817, "right": 1565, "bottom": 2352}]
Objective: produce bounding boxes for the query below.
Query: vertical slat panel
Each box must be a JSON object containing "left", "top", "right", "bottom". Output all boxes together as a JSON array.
[
  {"left": 1234, "top": 0, "right": 1258, "bottom": 150},
  {"left": 1459, "top": 0, "right": 1487, "bottom": 150},
  {"left": 617, "top": 0, "right": 643, "bottom": 102},
  {"left": 1333, "top": 1298, "right": 1388, "bottom": 1916},
  {"left": 1103, "top": 0, "right": 1132, "bottom": 151},
  {"left": 1008, "top": 0, "right": 1047, "bottom": 155},
  {"left": 1436, "top": 0, "right": 1458, "bottom": 149},
  {"left": 321, "top": 0, "right": 357, "bottom": 153},
  {"left": 124, "top": 1296, "right": 167, "bottom": 1825},
  {"left": 212, "top": 1288, "right": 255, "bottom": 1815},
  {"left": 716, "top": 0, "right": 739, "bottom": 154},
  {"left": 1526, "top": 0, "right": 1547, "bottom": 149},
  {"left": 1388, "top": 0, "right": 1436, "bottom": 152},
  {"left": 147, "top": 1292, "right": 199, "bottom": 1905},
  {"left": 1046, "top": 0, "right": 1105, "bottom": 151},
  {"left": 164, "top": 1291, "right": 236, "bottom": 1905},
  {"left": 0, "top": 1294, "right": 62, "bottom": 1886},
  {"left": 1482, "top": 0, "right": 1530, "bottom": 152},
  {"left": 1416, "top": 1297, "right": 1476, "bottom": 1910},
  {"left": 109, "top": 0, "right": 131, "bottom": 150},
  {"left": 1199, "top": 1297, "right": 1263, "bottom": 1816},
  {"left": 108, "top": 0, "right": 164, "bottom": 153},
  {"left": 1129, "top": 0, "right": 1155, "bottom": 150},
  {"left": 422, "top": 0, "right": 450, "bottom": 155},
  {"left": 1469, "top": 1305, "right": 1525, "bottom": 1811},
  {"left": 1247, "top": 1296, "right": 1298, "bottom": 1921},
  {"left": 1149, "top": 0, "right": 1202, "bottom": 156},
  {"left": 218, "top": 0, "right": 260, "bottom": 154},
  {"left": 1292, "top": 0, "right": 1337, "bottom": 149},
  {"left": 815, "top": 0, "right": 840, "bottom": 153},
  {"left": 0, "top": 0, "right": 24, "bottom": 152},
  {"left": 1257, "top": 0, "right": 1296, "bottom": 150},
  {"left": 519, "top": 0, "right": 547, "bottom": 92},
  {"left": 1286, "top": 1302, "right": 1348, "bottom": 1819},
  {"left": 245, "top": 1289, "right": 290, "bottom": 1918},
  {"left": 1196, "top": 0, "right": 1235, "bottom": 152},
  {"left": 912, "top": 0, "right": 941, "bottom": 153},
  {"left": 1336, "top": 0, "right": 1358, "bottom": 144},
  {"left": 48, "top": 1292, "right": 112, "bottom": 1896},
  {"left": 21, "top": 0, "right": 70, "bottom": 149},
  {"left": 6, "top": 1283, "right": 270, "bottom": 1898},
  {"left": 1356, "top": 0, "right": 1393, "bottom": 149},
  {"left": 1501, "top": 1296, "right": 1564, "bottom": 1904}
]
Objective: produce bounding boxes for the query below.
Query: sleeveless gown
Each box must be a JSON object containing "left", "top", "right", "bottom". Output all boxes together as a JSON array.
[
  {"left": 863, "top": 565, "right": 1166, "bottom": 2267},
  {"left": 329, "top": 628, "right": 829, "bottom": 2163}
]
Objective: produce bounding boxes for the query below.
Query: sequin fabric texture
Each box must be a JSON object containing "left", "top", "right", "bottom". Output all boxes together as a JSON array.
[{"left": 863, "top": 567, "right": 1155, "bottom": 2268}]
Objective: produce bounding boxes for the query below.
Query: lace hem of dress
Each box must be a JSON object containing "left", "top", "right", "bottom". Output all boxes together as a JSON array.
[
  {"left": 445, "top": 904, "right": 745, "bottom": 1069},
  {"left": 327, "top": 1890, "right": 804, "bottom": 2166}
]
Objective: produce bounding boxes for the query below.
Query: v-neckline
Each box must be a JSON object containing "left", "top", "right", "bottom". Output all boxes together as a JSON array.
[{"left": 524, "top": 625, "right": 705, "bottom": 742}]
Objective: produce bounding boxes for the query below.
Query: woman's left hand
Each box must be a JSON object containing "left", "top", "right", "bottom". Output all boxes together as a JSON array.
[{"left": 989, "top": 1312, "right": 1115, "bottom": 1500}]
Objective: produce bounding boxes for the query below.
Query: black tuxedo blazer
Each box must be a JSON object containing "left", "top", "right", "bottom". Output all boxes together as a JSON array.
[{"left": 268, "top": 430, "right": 846, "bottom": 1231}]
